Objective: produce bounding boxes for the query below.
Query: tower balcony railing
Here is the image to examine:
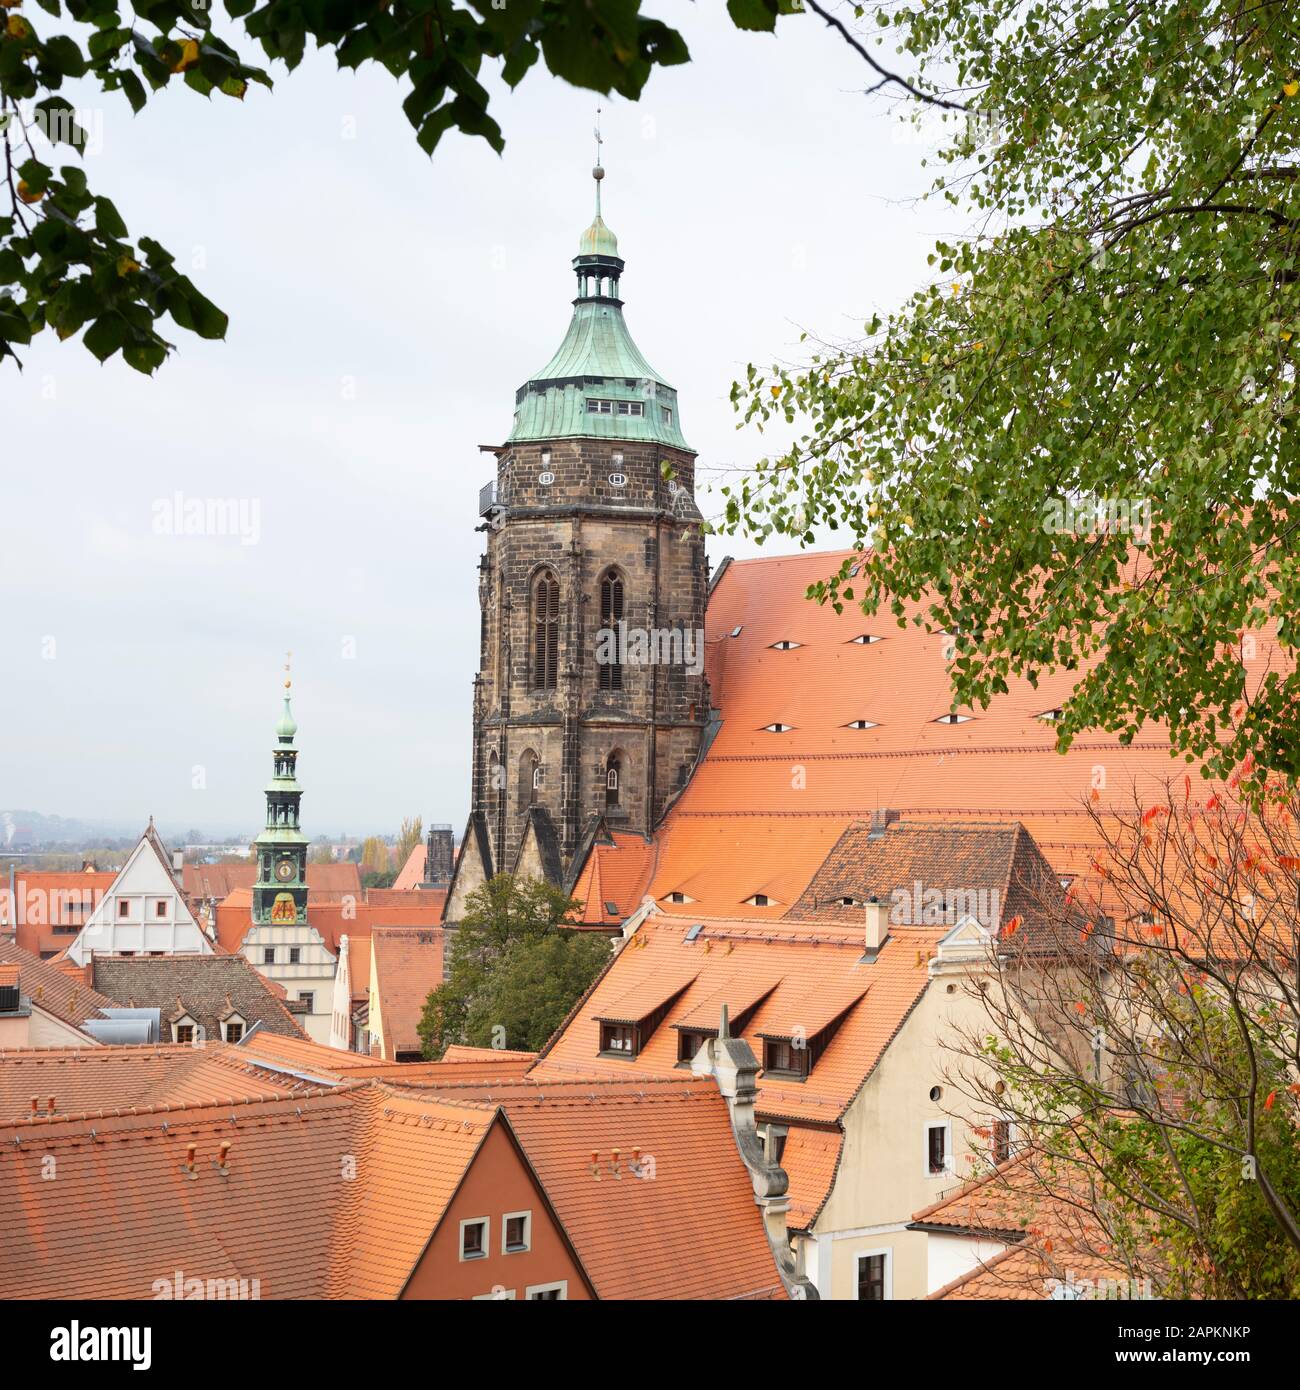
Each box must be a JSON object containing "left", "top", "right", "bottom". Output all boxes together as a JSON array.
[{"left": 479, "top": 481, "right": 496, "bottom": 517}]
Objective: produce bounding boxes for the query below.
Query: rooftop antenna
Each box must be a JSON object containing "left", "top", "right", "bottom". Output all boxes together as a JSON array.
[{"left": 593, "top": 104, "right": 605, "bottom": 217}]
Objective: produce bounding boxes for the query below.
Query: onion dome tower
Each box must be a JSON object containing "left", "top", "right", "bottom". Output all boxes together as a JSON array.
[{"left": 252, "top": 655, "right": 309, "bottom": 926}]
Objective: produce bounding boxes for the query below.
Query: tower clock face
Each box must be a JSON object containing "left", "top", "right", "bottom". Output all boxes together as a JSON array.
[{"left": 275, "top": 858, "right": 296, "bottom": 883}]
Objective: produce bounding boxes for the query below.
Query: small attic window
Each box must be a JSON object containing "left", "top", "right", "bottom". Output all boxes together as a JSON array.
[
  {"left": 1038, "top": 707, "right": 1064, "bottom": 722},
  {"left": 745, "top": 893, "right": 776, "bottom": 908},
  {"left": 762, "top": 723, "right": 795, "bottom": 733},
  {"left": 665, "top": 890, "right": 694, "bottom": 905},
  {"left": 730, "top": 626, "right": 744, "bottom": 638},
  {"left": 838, "top": 896, "right": 858, "bottom": 907},
  {"left": 770, "top": 640, "right": 802, "bottom": 651},
  {"left": 934, "top": 713, "right": 971, "bottom": 724},
  {"left": 845, "top": 719, "right": 879, "bottom": 730},
  {"left": 849, "top": 634, "right": 882, "bottom": 645}
]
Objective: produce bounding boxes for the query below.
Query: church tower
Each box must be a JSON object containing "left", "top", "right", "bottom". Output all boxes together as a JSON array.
[
  {"left": 471, "top": 149, "right": 709, "bottom": 877},
  {"left": 251, "top": 661, "right": 309, "bottom": 926}
]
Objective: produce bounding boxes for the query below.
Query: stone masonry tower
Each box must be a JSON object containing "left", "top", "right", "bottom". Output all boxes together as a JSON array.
[{"left": 471, "top": 153, "right": 708, "bottom": 875}]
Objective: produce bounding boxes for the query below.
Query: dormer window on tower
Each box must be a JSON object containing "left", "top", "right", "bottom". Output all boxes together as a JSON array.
[{"left": 586, "top": 399, "right": 644, "bottom": 417}]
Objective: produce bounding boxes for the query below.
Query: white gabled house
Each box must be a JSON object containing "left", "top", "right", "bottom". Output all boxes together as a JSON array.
[{"left": 66, "top": 820, "right": 213, "bottom": 965}]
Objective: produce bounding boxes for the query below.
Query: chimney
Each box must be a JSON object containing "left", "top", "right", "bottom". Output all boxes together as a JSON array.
[
  {"left": 424, "top": 825, "right": 455, "bottom": 887},
  {"left": 216, "top": 1141, "right": 231, "bottom": 1173},
  {"left": 47, "top": 1096, "right": 55, "bottom": 1114},
  {"left": 864, "top": 895, "right": 890, "bottom": 956},
  {"left": 868, "top": 809, "right": 900, "bottom": 841},
  {"left": 172, "top": 850, "right": 184, "bottom": 873}
]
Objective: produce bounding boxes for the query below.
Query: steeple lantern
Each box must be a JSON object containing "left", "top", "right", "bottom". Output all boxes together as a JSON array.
[{"left": 252, "top": 656, "right": 309, "bottom": 927}]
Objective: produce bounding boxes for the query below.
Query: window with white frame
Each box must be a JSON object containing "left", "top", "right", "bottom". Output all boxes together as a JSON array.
[
  {"left": 526, "top": 1281, "right": 567, "bottom": 1300},
  {"left": 460, "top": 1217, "right": 489, "bottom": 1261},
  {"left": 925, "top": 1121, "right": 951, "bottom": 1176},
  {"left": 502, "top": 1211, "right": 531, "bottom": 1254},
  {"left": 856, "top": 1249, "right": 891, "bottom": 1300}
]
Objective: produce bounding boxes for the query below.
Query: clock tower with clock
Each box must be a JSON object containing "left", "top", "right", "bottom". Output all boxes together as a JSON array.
[{"left": 251, "top": 660, "right": 309, "bottom": 927}]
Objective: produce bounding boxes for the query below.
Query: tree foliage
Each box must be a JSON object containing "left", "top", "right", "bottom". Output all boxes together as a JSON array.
[
  {"left": 0, "top": 0, "right": 807, "bottom": 371},
  {"left": 418, "top": 872, "right": 609, "bottom": 1057},
  {"left": 395, "top": 815, "right": 423, "bottom": 866},
  {"left": 728, "top": 0, "right": 1300, "bottom": 787},
  {"left": 948, "top": 784, "right": 1300, "bottom": 1296}
]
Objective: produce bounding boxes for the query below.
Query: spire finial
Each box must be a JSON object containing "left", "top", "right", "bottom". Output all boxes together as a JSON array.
[
  {"left": 283, "top": 650, "right": 292, "bottom": 692},
  {"left": 592, "top": 104, "right": 605, "bottom": 217}
]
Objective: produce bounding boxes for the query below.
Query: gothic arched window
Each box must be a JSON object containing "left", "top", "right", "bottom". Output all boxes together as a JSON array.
[
  {"left": 519, "top": 750, "right": 540, "bottom": 807},
  {"left": 599, "top": 569, "right": 625, "bottom": 692},
  {"left": 531, "top": 571, "right": 560, "bottom": 691},
  {"left": 487, "top": 750, "right": 502, "bottom": 811},
  {"left": 606, "top": 752, "right": 622, "bottom": 808}
]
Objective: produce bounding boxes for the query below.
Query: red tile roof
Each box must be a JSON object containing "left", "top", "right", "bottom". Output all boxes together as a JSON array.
[
  {"left": 913, "top": 1155, "right": 1132, "bottom": 1300},
  {"left": 369, "top": 927, "right": 444, "bottom": 1058},
  {"left": 392, "top": 843, "right": 426, "bottom": 890},
  {"left": 569, "top": 832, "right": 659, "bottom": 926},
  {"left": 620, "top": 548, "right": 1243, "bottom": 922},
  {"left": 0, "top": 940, "right": 115, "bottom": 1033},
  {"left": 0, "top": 1043, "right": 311, "bottom": 1122},
  {"left": 397, "top": 1072, "right": 788, "bottom": 1300}
]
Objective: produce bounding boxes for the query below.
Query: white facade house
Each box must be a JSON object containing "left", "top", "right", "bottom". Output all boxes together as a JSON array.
[
  {"left": 239, "top": 921, "right": 337, "bottom": 1045},
  {"left": 67, "top": 821, "right": 213, "bottom": 966}
]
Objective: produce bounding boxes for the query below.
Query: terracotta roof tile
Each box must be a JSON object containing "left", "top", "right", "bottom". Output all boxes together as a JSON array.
[
  {"left": 0, "top": 940, "right": 115, "bottom": 1031},
  {"left": 400, "top": 1073, "right": 787, "bottom": 1300},
  {"left": 0, "top": 872, "right": 116, "bottom": 957},
  {"left": 91, "top": 954, "right": 307, "bottom": 1041},
  {"left": 369, "top": 927, "right": 444, "bottom": 1057},
  {"left": 392, "top": 843, "right": 426, "bottom": 890},
  {"left": 0, "top": 1043, "right": 312, "bottom": 1123}
]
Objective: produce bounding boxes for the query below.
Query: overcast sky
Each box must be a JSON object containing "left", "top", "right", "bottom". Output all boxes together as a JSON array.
[{"left": 1, "top": 4, "right": 958, "bottom": 840}]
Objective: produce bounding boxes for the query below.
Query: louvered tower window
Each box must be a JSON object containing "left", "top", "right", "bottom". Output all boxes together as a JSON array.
[
  {"left": 599, "top": 570, "right": 625, "bottom": 691},
  {"left": 531, "top": 571, "right": 560, "bottom": 690}
]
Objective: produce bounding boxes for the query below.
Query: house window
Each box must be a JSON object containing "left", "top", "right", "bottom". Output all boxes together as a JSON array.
[
  {"left": 600, "top": 1022, "right": 637, "bottom": 1057},
  {"left": 175, "top": 1024, "right": 195, "bottom": 1045},
  {"left": 599, "top": 570, "right": 624, "bottom": 691},
  {"left": 289, "top": 947, "right": 301, "bottom": 964},
  {"left": 926, "top": 1122, "right": 950, "bottom": 1175},
  {"left": 460, "top": 1218, "right": 489, "bottom": 1260},
  {"left": 263, "top": 948, "right": 275, "bottom": 965},
  {"left": 154, "top": 900, "right": 168, "bottom": 918},
  {"left": 747, "top": 893, "right": 771, "bottom": 908},
  {"left": 661, "top": 406, "right": 672, "bottom": 425},
  {"left": 519, "top": 750, "right": 541, "bottom": 808},
  {"left": 526, "top": 1282, "right": 567, "bottom": 1300},
  {"left": 225, "top": 1021, "right": 243, "bottom": 1043},
  {"left": 993, "top": 1118, "right": 1012, "bottom": 1164},
  {"left": 605, "top": 754, "right": 621, "bottom": 807},
  {"left": 677, "top": 1030, "right": 706, "bottom": 1063},
  {"left": 856, "top": 1251, "right": 889, "bottom": 1301},
  {"left": 502, "top": 1212, "right": 531, "bottom": 1254},
  {"left": 585, "top": 399, "right": 644, "bottom": 417},
  {"left": 531, "top": 570, "right": 560, "bottom": 691},
  {"left": 763, "top": 1039, "right": 809, "bottom": 1079},
  {"left": 298, "top": 992, "right": 314, "bottom": 1012},
  {"left": 118, "top": 900, "right": 130, "bottom": 918},
  {"left": 666, "top": 891, "right": 691, "bottom": 905}
]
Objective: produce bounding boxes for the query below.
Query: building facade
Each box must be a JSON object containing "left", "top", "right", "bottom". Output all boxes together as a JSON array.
[{"left": 468, "top": 168, "right": 710, "bottom": 879}]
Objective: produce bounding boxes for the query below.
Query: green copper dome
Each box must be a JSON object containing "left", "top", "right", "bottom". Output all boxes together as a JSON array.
[
  {"left": 507, "top": 170, "right": 693, "bottom": 454},
  {"left": 577, "top": 214, "right": 618, "bottom": 257},
  {"left": 276, "top": 691, "right": 297, "bottom": 741}
]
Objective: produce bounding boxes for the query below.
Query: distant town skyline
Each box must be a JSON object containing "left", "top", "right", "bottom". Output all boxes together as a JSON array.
[{"left": 2, "top": 5, "right": 953, "bottom": 830}]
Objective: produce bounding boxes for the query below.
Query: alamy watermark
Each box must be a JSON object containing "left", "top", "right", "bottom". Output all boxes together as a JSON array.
[
  {"left": 595, "top": 622, "right": 705, "bottom": 677},
  {"left": 152, "top": 492, "right": 261, "bottom": 545},
  {"left": 1043, "top": 495, "right": 1151, "bottom": 545}
]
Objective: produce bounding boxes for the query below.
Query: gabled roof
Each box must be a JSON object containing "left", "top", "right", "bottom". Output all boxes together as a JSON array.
[
  {"left": 0, "top": 940, "right": 114, "bottom": 1034},
  {"left": 91, "top": 954, "right": 307, "bottom": 1041},
  {"left": 392, "top": 843, "right": 426, "bottom": 890},
  {"left": 512, "top": 804, "right": 564, "bottom": 886},
  {"left": 393, "top": 1072, "right": 787, "bottom": 1300},
  {"left": 567, "top": 829, "right": 658, "bottom": 926},
  {"left": 370, "top": 927, "right": 444, "bottom": 1056}
]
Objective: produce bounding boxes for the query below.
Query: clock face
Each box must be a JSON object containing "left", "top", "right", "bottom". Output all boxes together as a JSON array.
[{"left": 275, "top": 858, "right": 296, "bottom": 883}]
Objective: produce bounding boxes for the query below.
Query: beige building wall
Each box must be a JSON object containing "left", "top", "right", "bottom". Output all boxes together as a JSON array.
[{"left": 802, "top": 945, "right": 1005, "bottom": 1300}]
